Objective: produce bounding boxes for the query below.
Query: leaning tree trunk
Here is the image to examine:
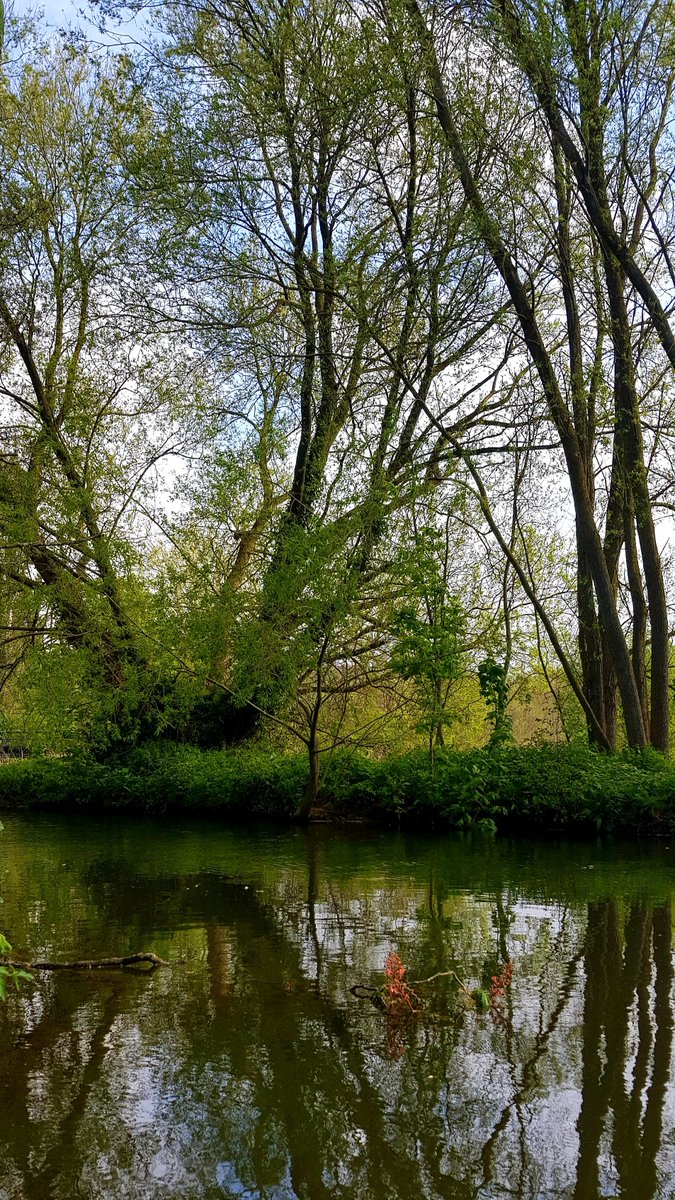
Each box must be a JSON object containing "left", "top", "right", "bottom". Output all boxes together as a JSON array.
[{"left": 603, "top": 252, "right": 670, "bottom": 751}]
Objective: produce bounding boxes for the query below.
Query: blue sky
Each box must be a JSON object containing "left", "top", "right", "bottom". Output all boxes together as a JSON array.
[
  {"left": 11, "top": 0, "right": 149, "bottom": 46},
  {"left": 14, "top": 0, "right": 82, "bottom": 26}
]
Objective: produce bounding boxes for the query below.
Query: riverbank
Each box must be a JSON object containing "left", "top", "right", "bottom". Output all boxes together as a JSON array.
[{"left": 0, "top": 742, "right": 673, "bottom": 835}]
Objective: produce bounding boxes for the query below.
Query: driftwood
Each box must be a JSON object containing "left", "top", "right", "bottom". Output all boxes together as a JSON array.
[
  {"left": 350, "top": 984, "right": 386, "bottom": 1008},
  {"left": 3, "top": 952, "right": 173, "bottom": 972}
]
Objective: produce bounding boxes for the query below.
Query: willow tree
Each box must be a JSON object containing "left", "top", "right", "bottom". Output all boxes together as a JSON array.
[
  {"left": 0, "top": 41, "right": 193, "bottom": 749},
  {"left": 122, "top": 0, "right": 511, "bottom": 740}
]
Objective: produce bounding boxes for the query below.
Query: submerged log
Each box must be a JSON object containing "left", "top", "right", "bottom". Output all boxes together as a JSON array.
[{"left": 3, "top": 952, "right": 174, "bottom": 971}]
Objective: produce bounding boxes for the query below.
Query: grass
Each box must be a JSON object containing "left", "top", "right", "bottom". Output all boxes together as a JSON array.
[{"left": 0, "top": 740, "right": 673, "bottom": 835}]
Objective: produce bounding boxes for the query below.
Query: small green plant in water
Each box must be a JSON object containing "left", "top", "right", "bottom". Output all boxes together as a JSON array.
[
  {"left": 0, "top": 933, "right": 32, "bottom": 1000},
  {"left": 0, "top": 822, "right": 33, "bottom": 999}
]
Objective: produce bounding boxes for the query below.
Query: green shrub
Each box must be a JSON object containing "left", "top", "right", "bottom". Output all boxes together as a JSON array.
[{"left": 0, "top": 740, "right": 673, "bottom": 836}]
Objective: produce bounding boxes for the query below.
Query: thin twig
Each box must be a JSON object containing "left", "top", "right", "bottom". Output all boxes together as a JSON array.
[{"left": 411, "top": 968, "right": 474, "bottom": 1000}]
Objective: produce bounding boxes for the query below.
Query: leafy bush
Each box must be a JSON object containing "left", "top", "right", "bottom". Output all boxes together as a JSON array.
[
  {"left": 0, "top": 744, "right": 306, "bottom": 818},
  {"left": 0, "top": 741, "right": 673, "bottom": 835},
  {"left": 317, "top": 743, "right": 675, "bottom": 833}
]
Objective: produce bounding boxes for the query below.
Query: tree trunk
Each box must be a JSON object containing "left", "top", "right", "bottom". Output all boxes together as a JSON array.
[
  {"left": 624, "top": 505, "right": 650, "bottom": 737},
  {"left": 603, "top": 253, "right": 670, "bottom": 751},
  {"left": 576, "top": 542, "right": 607, "bottom": 747},
  {"left": 295, "top": 740, "right": 321, "bottom": 822}
]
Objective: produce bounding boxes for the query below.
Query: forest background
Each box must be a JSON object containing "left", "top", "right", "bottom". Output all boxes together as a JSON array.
[{"left": 0, "top": 0, "right": 675, "bottom": 826}]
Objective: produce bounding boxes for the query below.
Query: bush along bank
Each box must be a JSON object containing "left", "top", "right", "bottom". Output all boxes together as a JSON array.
[{"left": 0, "top": 742, "right": 673, "bottom": 835}]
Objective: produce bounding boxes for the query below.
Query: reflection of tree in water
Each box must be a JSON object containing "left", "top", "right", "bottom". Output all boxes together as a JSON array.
[
  {"left": 574, "top": 899, "right": 673, "bottom": 1200},
  {"left": 0, "top": 974, "right": 147, "bottom": 1200},
  {"left": 0, "top": 828, "right": 673, "bottom": 1199}
]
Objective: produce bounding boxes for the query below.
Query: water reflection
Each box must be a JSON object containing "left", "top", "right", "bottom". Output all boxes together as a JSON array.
[{"left": 0, "top": 815, "right": 673, "bottom": 1198}]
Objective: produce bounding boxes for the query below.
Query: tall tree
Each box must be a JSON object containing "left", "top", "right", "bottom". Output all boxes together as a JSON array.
[
  {"left": 404, "top": 0, "right": 674, "bottom": 749},
  {"left": 490, "top": 0, "right": 675, "bottom": 750},
  {"left": 0, "top": 41, "right": 192, "bottom": 748},
  {"left": 127, "top": 0, "right": 508, "bottom": 735}
]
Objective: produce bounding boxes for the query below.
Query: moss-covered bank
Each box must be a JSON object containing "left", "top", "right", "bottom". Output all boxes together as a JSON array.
[{"left": 0, "top": 742, "right": 674, "bottom": 835}]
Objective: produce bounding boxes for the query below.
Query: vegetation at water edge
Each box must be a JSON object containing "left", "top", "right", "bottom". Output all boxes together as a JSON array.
[{"left": 0, "top": 742, "right": 673, "bottom": 836}]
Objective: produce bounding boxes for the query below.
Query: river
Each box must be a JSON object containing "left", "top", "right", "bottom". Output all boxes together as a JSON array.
[{"left": 0, "top": 812, "right": 673, "bottom": 1199}]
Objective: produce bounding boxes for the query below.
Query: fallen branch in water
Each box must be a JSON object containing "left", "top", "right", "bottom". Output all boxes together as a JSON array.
[
  {"left": 350, "top": 984, "right": 386, "bottom": 1008},
  {"left": 411, "top": 968, "right": 475, "bottom": 1002},
  {"left": 352, "top": 960, "right": 513, "bottom": 1020},
  {"left": 2, "top": 952, "right": 174, "bottom": 971}
]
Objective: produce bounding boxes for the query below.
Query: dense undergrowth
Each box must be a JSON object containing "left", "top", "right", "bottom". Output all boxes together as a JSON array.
[{"left": 0, "top": 741, "right": 673, "bottom": 835}]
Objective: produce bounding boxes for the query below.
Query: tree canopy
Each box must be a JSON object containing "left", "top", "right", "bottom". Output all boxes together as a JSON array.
[{"left": 0, "top": 0, "right": 673, "bottom": 780}]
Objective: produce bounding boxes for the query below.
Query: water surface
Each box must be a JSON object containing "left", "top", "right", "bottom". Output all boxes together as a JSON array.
[{"left": 0, "top": 813, "right": 674, "bottom": 1199}]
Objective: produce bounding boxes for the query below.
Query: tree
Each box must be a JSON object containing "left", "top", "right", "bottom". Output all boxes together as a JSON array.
[
  {"left": 1, "top": 0, "right": 671, "bottom": 761},
  {"left": 390, "top": 518, "right": 466, "bottom": 767},
  {"left": 404, "top": 0, "right": 674, "bottom": 751},
  {"left": 117, "top": 0, "right": 509, "bottom": 740},
  {"left": 488, "top": 0, "right": 674, "bottom": 751},
  {"left": 0, "top": 39, "right": 196, "bottom": 749}
]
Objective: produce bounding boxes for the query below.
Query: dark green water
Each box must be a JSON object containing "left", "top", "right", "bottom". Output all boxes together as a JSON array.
[{"left": 0, "top": 813, "right": 674, "bottom": 1200}]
